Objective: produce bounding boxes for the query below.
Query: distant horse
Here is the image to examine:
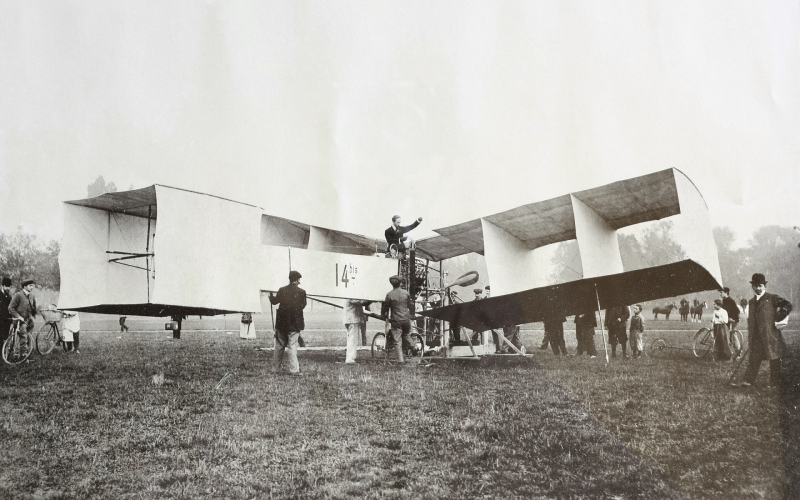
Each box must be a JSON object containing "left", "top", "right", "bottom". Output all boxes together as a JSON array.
[
  {"left": 653, "top": 303, "right": 677, "bottom": 320},
  {"left": 679, "top": 301, "right": 690, "bottom": 322},
  {"left": 691, "top": 301, "right": 707, "bottom": 322}
]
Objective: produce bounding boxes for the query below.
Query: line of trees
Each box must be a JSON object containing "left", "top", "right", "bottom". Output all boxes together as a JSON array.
[
  {"left": 551, "top": 221, "right": 800, "bottom": 306},
  {"left": 0, "top": 231, "right": 60, "bottom": 290}
]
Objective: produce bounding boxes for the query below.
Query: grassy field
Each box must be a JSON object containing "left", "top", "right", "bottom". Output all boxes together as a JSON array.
[{"left": 0, "top": 311, "right": 797, "bottom": 499}]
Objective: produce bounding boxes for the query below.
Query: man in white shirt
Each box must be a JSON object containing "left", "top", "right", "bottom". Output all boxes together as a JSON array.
[{"left": 344, "top": 299, "right": 371, "bottom": 363}]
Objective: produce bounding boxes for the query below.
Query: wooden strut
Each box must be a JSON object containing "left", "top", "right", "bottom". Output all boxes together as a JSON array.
[
  {"left": 595, "top": 284, "right": 610, "bottom": 364},
  {"left": 491, "top": 328, "right": 527, "bottom": 356}
]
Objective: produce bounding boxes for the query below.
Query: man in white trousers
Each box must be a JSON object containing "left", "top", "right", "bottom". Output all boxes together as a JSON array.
[{"left": 344, "top": 299, "right": 371, "bottom": 363}]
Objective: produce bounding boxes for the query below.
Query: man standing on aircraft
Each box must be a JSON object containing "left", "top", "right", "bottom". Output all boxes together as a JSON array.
[
  {"left": 8, "top": 278, "right": 37, "bottom": 354},
  {"left": 381, "top": 275, "right": 415, "bottom": 362},
  {"left": 385, "top": 215, "right": 422, "bottom": 255},
  {"left": 0, "top": 277, "right": 13, "bottom": 343},
  {"left": 269, "top": 270, "right": 307, "bottom": 375},
  {"left": 732, "top": 273, "right": 792, "bottom": 388},
  {"left": 605, "top": 305, "right": 631, "bottom": 359}
]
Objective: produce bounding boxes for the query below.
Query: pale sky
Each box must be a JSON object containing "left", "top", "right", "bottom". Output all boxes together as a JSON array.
[{"left": 1, "top": 1, "right": 798, "bottom": 248}]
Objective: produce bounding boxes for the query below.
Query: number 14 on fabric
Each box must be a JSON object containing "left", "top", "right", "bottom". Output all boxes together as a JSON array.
[{"left": 258, "top": 246, "right": 396, "bottom": 302}]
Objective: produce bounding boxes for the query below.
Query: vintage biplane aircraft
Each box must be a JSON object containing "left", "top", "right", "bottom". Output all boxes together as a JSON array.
[{"left": 58, "top": 168, "right": 721, "bottom": 358}]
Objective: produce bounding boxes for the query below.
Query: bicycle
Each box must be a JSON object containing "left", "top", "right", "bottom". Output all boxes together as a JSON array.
[
  {"left": 2, "top": 318, "right": 34, "bottom": 365},
  {"left": 692, "top": 323, "right": 743, "bottom": 359},
  {"left": 36, "top": 308, "right": 69, "bottom": 355}
]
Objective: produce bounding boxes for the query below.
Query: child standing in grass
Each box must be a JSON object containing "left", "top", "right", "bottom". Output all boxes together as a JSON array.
[{"left": 629, "top": 305, "right": 644, "bottom": 358}]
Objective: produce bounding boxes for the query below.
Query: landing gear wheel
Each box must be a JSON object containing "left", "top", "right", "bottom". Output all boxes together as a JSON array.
[
  {"left": 648, "top": 338, "right": 667, "bottom": 357},
  {"left": 692, "top": 328, "right": 714, "bottom": 358},
  {"left": 36, "top": 323, "right": 58, "bottom": 355}
]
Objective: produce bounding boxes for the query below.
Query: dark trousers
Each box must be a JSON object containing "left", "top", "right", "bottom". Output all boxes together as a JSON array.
[
  {"left": 576, "top": 328, "right": 597, "bottom": 356},
  {"left": 549, "top": 330, "right": 567, "bottom": 355},
  {"left": 66, "top": 331, "right": 80, "bottom": 351},
  {"left": 744, "top": 356, "right": 782, "bottom": 386},
  {"left": 0, "top": 321, "right": 9, "bottom": 344}
]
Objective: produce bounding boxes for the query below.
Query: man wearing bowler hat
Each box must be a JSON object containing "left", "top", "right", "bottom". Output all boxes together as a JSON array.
[{"left": 732, "top": 273, "right": 792, "bottom": 388}]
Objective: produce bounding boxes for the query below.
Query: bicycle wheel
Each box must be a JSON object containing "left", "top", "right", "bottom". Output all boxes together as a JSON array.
[
  {"left": 729, "top": 347, "right": 750, "bottom": 386},
  {"left": 371, "top": 332, "right": 387, "bottom": 359},
  {"left": 3, "top": 331, "right": 32, "bottom": 365},
  {"left": 692, "top": 328, "right": 714, "bottom": 358},
  {"left": 730, "top": 330, "right": 744, "bottom": 359},
  {"left": 648, "top": 338, "right": 667, "bottom": 357},
  {"left": 36, "top": 322, "right": 59, "bottom": 355}
]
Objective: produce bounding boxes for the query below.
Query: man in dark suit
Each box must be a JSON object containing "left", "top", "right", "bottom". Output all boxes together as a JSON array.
[
  {"left": 605, "top": 305, "right": 631, "bottom": 359},
  {"left": 384, "top": 215, "right": 422, "bottom": 255},
  {"left": 0, "top": 277, "right": 13, "bottom": 343},
  {"left": 269, "top": 270, "right": 307, "bottom": 375},
  {"left": 732, "top": 273, "right": 792, "bottom": 388}
]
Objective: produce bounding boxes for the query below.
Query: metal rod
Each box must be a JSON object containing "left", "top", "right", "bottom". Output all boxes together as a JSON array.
[
  {"left": 105, "top": 251, "right": 154, "bottom": 256},
  {"left": 440, "top": 260, "right": 445, "bottom": 350},
  {"left": 146, "top": 205, "right": 152, "bottom": 303},
  {"left": 111, "top": 261, "right": 150, "bottom": 272},
  {"left": 108, "top": 254, "right": 153, "bottom": 263},
  {"left": 595, "top": 284, "right": 609, "bottom": 364}
]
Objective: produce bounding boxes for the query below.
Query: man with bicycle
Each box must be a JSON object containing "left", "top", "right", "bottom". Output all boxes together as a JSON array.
[
  {"left": 8, "top": 278, "right": 38, "bottom": 353},
  {"left": 719, "top": 287, "right": 741, "bottom": 356}
]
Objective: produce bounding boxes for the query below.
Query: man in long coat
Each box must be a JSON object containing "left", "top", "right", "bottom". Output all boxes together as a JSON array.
[
  {"left": 605, "top": 305, "right": 631, "bottom": 359},
  {"left": 734, "top": 273, "right": 792, "bottom": 388}
]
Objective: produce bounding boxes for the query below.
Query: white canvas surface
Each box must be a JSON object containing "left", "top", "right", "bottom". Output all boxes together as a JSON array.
[
  {"left": 58, "top": 204, "right": 153, "bottom": 309},
  {"left": 150, "top": 186, "right": 263, "bottom": 312},
  {"left": 283, "top": 247, "right": 396, "bottom": 302},
  {"left": 571, "top": 195, "right": 624, "bottom": 279}
]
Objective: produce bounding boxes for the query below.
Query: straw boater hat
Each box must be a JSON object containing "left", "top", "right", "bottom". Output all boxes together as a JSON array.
[{"left": 750, "top": 273, "right": 767, "bottom": 285}]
